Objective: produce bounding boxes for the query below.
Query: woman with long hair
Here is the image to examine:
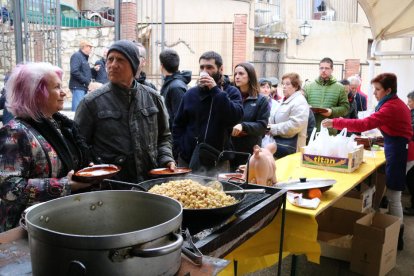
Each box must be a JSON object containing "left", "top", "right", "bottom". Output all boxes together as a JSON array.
[{"left": 231, "top": 62, "right": 270, "bottom": 166}]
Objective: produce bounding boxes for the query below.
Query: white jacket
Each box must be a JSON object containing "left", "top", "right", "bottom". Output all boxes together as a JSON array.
[{"left": 268, "top": 91, "right": 310, "bottom": 150}]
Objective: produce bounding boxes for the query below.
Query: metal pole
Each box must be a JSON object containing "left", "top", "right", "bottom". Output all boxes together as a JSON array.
[
  {"left": 161, "top": 0, "right": 165, "bottom": 51},
  {"left": 12, "top": 0, "right": 24, "bottom": 63},
  {"left": 115, "top": 0, "right": 121, "bottom": 40},
  {"left": 56, "top": 0, "right": 62, "bottom": 67}
]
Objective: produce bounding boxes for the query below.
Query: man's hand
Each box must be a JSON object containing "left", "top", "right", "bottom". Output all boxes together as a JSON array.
[
  {"left": 231, "top": 124, "right": 243, "bottom": 137},
  {"left": 94, "top": 64, "right": 101, "bottom": 71},
  {"left": 166, "top": 161, "right": 176, "bottom": 171},
  {"left": 199, "top": 74, "right": 217, "bottom": 90},
  {"left": 321, "top": 108, "right": 332, "bottom": 117}
]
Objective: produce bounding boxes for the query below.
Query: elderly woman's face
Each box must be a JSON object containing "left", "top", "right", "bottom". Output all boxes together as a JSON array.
[
  {"left": 281, "top": 77, "right": 297, "bottom": 98},
  {"left": 372, "top": 82, "right": 391, "bottom": 102},
  {"left": 42, "top": 72, "right": 65, "bottom": 118}
]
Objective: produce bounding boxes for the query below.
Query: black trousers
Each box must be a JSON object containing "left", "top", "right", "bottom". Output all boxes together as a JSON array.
[{"left": 407, "top": 166, "right": 414, "bottom": 207}]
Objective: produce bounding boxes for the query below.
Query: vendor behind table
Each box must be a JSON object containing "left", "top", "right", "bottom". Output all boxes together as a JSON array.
[{"left": 322, "top": 72, "right": 413, "bottom": 251}]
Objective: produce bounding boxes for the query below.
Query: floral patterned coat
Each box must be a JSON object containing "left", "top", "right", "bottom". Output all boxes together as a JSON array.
[{"left": 0, "top": 115, "right": 90, "bottom": 232}]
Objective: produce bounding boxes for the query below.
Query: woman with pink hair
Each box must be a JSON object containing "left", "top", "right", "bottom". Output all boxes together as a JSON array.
[{"left": 0, "top": 62, "right": 93, "bottom": 233}]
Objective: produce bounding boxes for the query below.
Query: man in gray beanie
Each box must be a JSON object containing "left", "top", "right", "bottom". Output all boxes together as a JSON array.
[{"left": 75, "top": 40, "right": 176, "bottom": 184}]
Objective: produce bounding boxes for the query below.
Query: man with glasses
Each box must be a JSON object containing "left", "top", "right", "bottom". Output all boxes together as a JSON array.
[{"left": 304, "top": 57, "right": 349, "bottom": 134}]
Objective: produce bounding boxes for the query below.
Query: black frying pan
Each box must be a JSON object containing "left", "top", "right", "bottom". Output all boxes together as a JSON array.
[{"left": 105, "top": 176, "right": 246, "bottom": 234}]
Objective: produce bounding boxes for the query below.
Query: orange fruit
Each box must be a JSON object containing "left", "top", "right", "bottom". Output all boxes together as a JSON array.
[{"left": 308, "top": 188, "right": 322, "bottom": 199}]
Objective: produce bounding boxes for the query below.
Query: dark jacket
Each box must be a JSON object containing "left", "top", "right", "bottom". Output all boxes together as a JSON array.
[
  {"left": 173, "top": 82, "right": 244, "bottom": 163},
  {"left": 93, "top": 58, "right": 108, "bottom": 84},
  {"left": 345, "top": 92, "right": 358, "bottom": 119},
  {"left": 136, "top": 72, "right": 157, "bottom": 91},
  {"left": 161, "top": 70, "right": 192, "bottom": 128},
  {"left": 411, "top": 109, "right": 414, "bottom": 140},
  {"left": 354, "top": 92, "right": 367, "bottom": 112},
  {"left": 74, "top": 81, "right": 174, "bottom": 183},
  {"left": 231, "top": 94, "right": 270, "bottom": 154},
  {"left": 69, "top": 50, "right": 92, "bottom": 91}
]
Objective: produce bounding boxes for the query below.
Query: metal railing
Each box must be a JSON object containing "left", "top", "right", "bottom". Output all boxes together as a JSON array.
[
  {"left": 254, "top": 0, "right": 281, "bottom": 36},
  {"left": 297, "top": 0, "right": 358, "bottom": 23}
]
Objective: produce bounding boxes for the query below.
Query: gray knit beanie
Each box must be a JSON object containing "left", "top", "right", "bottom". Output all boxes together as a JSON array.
[{"left": 107, "top": 40, "right": 140, "bottom": 75}]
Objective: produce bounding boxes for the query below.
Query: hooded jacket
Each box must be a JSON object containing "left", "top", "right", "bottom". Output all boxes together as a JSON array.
[
  {"left": 136, "top": 71, "right": 157, "bottom": 91},
  {"left": 161, "top": 70, "right": 192, "bottom": 128},
  {"left": 304, "top": 76, "right": 349, "bottom": 134}
]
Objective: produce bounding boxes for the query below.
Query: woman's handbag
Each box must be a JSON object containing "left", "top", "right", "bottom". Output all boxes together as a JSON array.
[
  {"left": 189, "top": 142, "right": 221, "bottom": 169},
  {"left": 274, "top": 134, "right": 298, "bottom": 159},
  {"left": 189, "top": 98, "right": 221, "bottom": 171}
]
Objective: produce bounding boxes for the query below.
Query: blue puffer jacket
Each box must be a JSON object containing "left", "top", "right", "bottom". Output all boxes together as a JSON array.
[
  {"left": 173, "top": 82, "right": 243, "bottom": 163},
  {"left": 69, "top": 50, "right": 92, "bottom": 91}
]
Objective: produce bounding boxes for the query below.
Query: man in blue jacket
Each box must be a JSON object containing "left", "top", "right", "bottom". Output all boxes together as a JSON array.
[
  {"left": 173, "top": 51, "right": 243, "bottom": 172},
  {"left": 69, "top": 40, "right": 96, "bottom": 111},
  {"left": 159, "top": 49, "right": 192, "bottom": 129}
]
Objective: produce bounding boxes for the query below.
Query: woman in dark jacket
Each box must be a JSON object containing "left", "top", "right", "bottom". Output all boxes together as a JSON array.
[
  {"left": 322, "top": 73, "right": 412, "bottom": 250},
  {"left": 231, "top": 62, "right": 270, "bottom": 166},
  {"left": 0, "top": 62, "right": 93, "bottom": 232}
]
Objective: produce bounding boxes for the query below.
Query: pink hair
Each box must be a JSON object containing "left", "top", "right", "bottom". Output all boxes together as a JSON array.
[{"left": 6, "top": 62, "right": 63, "bottom": 121}]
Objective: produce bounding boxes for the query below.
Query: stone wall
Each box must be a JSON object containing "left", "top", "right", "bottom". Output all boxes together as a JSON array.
[{"left": 60, "top": 26, "right": 115, "bottom": 95}]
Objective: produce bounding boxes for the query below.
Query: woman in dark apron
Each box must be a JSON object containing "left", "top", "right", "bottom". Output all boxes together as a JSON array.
[{"left": 322, "top": 73, "right": 412, "bottom": 251}]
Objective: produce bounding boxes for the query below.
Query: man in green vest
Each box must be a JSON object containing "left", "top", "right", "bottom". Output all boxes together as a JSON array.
[{"left": 304, "top": 57, "right": 349, "bottom": 134}]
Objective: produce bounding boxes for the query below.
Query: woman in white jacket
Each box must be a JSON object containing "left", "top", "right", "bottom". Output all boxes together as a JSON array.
[{"left": 268, "top": 72, "right": 309, "bottom": 158}]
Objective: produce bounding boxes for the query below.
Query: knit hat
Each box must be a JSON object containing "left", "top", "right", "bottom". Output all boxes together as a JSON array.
[{"left": 107, "top": 40, "right": 140, "bottom": 75}]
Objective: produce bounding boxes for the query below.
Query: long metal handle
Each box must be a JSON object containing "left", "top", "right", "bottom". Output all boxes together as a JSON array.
[
  {"left": 225, "top": 189, "right": 266, "bottom": 194},
  {"left": 102, "top": 179, "right": 147, "bottom": 191},
  {"left": 131, "top": 233, "right": 183, "bottom": 257}
]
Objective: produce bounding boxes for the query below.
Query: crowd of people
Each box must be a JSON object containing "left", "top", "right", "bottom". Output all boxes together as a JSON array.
[{"left": 0, "top": 40, "right": 413, "bottom": 253}]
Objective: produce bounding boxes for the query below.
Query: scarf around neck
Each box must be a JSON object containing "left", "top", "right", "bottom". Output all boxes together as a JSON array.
[{"left": 375, "top": 94, "right": 395, "bottom": 112}]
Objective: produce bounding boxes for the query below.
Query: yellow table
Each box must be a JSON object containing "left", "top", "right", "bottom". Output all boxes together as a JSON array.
[{"left": 220, "top": 150, "right": 386, "bottom": 275}]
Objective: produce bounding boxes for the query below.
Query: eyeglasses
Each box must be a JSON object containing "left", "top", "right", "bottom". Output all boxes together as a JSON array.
[{"left": 319, "top": 67, "right": 332, "bottom": 70}]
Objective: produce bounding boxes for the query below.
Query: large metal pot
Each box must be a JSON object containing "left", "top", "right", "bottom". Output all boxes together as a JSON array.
[{"left": 24, "top": 190, "right": 183, "bottom": 276}]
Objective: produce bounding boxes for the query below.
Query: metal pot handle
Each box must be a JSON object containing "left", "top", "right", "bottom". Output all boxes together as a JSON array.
[
  {"left": 66, "top": 260, "right": 86, "bottom": 276},
  {"left": 130, "top": 233, "right": 183, "bottom": 257},
  {"left": 19, "top": 203, "right": 41, "bottom": 231}
]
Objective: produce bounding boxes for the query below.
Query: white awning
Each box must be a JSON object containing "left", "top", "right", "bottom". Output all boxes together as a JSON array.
[{"left": 358, "top": 0, "right": 414, "bottom": 40}]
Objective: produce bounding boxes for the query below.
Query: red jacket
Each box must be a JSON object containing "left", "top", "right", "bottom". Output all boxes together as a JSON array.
[{"left": 333, "top": 96, "right": 412, "bottom": 141}]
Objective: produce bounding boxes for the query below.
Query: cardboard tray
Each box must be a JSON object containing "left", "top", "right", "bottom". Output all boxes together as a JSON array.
[{"left": 300, "top": 145, "right": 364, "bottom": 173}]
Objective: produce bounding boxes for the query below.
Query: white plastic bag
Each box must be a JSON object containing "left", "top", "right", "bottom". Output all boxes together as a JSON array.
[{"left": 262, "top": 134, "right": 276, "bottom": 148}]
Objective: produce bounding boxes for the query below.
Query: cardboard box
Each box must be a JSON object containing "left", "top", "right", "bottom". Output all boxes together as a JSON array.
[
  {"left": 350, "top": 212, "right": 400, "bottom": 276},
  {"left": 333, "top": 183, "right": 376, "bottom": 213},
  {"left": 300, "top": 145, "right": 364, "bottom": 173},
  {"left": 317, "top": 207, "right": 366, "bottom": 261}
]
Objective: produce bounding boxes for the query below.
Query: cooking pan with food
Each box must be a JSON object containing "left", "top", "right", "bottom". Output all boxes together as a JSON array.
[{"left": 121, "top": 176, "right": 246, "bottom": 234}]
